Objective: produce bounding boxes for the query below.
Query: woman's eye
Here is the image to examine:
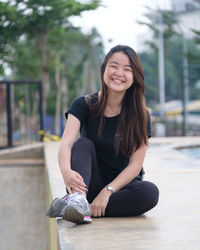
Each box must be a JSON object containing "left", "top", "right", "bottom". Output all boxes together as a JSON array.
[{"left": 125, "top": 68, "right": 132, "bottom": 72}]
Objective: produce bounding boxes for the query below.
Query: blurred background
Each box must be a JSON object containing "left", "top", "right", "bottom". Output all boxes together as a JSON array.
[{"left": 0, "top": 0, "right": 200, "bottom": 148}]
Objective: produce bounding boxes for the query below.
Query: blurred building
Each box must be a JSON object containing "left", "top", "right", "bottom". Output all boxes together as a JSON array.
[
  {"left": 136, "top": 0, "right": 200, "bottom": 51},
  {"left": 171, "top": 0, "right": 200, "bottom": 38},
  {"left": 172, "top": 0, "right": 200, "bottom": 13}
]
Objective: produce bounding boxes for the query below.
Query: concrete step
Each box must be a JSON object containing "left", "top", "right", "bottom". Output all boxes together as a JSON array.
[{"left": 0, "top": 158, "right": 44, "bottom": 167}]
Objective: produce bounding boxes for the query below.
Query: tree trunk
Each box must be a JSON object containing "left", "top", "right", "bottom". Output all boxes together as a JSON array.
[
  {"left": 62, "top": 76, "right": 68, "bottom": 125},
  {"left": 34, "top": 32, "right": 50, "bottom": 117},
  {"left": 24, "top": 85, "right": 31, "bottom": 142},
  {"left": 42, "top": 67, "right": 50, "bottom": 116},
  {"left": 89, "top": 68, "right": 97, "bottom": 93},
  {"left": 55, "top": 54, "right": 61, "bottom": 135},
  {"left": 89, "top": 43, "right": 100, "bottom": 88},
  {"left": 81, "top": 60, "right": 90, "bottom": 95},
  {"left": 32, "top": 91, "right": 39, "bottom": 138}
]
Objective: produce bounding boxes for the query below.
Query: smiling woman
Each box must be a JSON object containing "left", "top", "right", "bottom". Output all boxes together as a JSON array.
[{"left": 47, "top": 45, "right": 159, "bottom": 224}]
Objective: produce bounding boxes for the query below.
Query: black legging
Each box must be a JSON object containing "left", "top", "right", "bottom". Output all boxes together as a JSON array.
[{"left": 70, "top": 137, "right": 159, "bottom": 217}]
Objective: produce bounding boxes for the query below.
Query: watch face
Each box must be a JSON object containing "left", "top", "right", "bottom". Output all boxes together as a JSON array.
[{"left": 107, "top": 186, "right": 113, "bottom": 192}]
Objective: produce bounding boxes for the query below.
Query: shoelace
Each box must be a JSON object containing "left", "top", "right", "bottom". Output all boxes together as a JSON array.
[{"left": 68, "top": 193, "right": 87, "bottom": 211}]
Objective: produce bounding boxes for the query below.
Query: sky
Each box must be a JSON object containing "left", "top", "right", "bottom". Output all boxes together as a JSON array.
[{"left": 70, "top": 0, "right": 172, "bottom": 52}]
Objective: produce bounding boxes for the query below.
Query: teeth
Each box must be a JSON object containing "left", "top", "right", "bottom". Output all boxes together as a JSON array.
[{"left": 112, "top": 79, "right": 123, "bottom": 83}]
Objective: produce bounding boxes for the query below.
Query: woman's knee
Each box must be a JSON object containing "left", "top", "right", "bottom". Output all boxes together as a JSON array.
[
  {"left": 130, "top": 181, "right": 159, "bottom": 208},
  {"left": 144, "top": 181, "right": 159, "bottom": 210},
  {"left": 72, "top": 137, "right": 95, "bottom": 152},
  {"left": 145, "top": 181, "right": 159, "bottom": 207}
]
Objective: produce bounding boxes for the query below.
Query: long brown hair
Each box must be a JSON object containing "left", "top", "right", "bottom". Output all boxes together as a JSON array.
[{"left": 86, "top": 45, "right": 148, "bottom": 157}]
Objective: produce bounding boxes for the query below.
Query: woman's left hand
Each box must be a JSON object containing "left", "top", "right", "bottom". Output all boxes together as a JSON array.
[{"left": 90, "top": 188, "right": 112, "bottom": 217}]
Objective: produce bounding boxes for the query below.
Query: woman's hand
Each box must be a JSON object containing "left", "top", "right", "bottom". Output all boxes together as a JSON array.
[
  {"left": 90, "top": 188, "right": 112, "bottom": 217},
  {"left": 65, "top": 169, "right": 87, "bottom": 194}
]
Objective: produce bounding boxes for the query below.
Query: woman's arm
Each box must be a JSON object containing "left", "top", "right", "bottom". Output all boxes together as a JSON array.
[
  {"left": 109, "top": 143, "right": 148, "bottom": 192},
  {"left": 90, "top": 143, "right": 148, "bottom": 217},
  {"left": 58, "top": 114, "right": 87, "bottom": 194}
]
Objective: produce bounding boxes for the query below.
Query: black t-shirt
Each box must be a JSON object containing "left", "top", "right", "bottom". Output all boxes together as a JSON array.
[{"left": 65, "top": 94, "right": 151, "bottom": 184}]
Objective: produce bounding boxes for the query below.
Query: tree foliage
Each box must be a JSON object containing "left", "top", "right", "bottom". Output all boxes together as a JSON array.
[{"left": 0, "top": 0, "right": 101, "bottom": 115}]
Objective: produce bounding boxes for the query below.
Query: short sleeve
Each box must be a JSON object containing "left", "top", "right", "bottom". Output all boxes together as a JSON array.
[
  {"left": 65, "top": 96, "right": 88, "bottom": 124},
  {"left": 147, "top": 111, "right": 151, "bottom": 138}
]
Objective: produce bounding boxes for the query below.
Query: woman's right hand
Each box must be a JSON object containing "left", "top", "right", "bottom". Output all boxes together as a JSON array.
[{"left": 65, "top": 169, "right": 88, "bottom": 194}]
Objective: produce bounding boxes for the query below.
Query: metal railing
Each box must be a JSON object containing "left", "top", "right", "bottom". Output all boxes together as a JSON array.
[{"left": 0, "top": 80, "right": 43, "bottom": 148}]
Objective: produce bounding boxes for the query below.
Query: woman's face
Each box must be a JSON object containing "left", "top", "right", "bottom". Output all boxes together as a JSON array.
[{"left": 103, "top": 52, "right": 134, "bottom": 94}]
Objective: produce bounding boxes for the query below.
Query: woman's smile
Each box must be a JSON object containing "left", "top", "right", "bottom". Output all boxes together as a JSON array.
[{"left": 111, "top": 77, "right": 124, "bottom": 83}]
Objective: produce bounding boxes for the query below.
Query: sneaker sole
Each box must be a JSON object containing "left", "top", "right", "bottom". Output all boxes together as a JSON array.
[{"left": 62, "top": 205, "right": 92, "bottom": 224}]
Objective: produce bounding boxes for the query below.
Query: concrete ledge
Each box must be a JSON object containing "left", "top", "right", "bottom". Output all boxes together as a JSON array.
[
  {"left": 44, "top": 137, "right": 200, "bottom": 250},
  {"left": 44, "top": 142, "right": 66, "bottom": 199},
  {"left": 0, "top": 142, "right": 44, "bottom": 159},
  {"left": 0, "top": 143, "right": 47, "bottom": 250}
]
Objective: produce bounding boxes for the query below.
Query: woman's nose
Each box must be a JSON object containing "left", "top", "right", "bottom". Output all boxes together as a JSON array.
[{"left": 115, "top": 67, "right": 124, "bottom": 76}]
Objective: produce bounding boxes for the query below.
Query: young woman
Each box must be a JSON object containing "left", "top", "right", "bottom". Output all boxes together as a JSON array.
[{"left": 47, "top": 45, "right": 159, "bottom": 224}]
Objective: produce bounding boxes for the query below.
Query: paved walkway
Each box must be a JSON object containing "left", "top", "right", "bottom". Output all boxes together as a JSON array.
[{"left": 45, "top": 137, "right": 200, "bottom": 250}]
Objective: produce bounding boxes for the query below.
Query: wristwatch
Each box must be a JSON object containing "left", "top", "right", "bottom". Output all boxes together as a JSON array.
[{"left": 106, "top": 185, "right": 114, "bottom": 193}]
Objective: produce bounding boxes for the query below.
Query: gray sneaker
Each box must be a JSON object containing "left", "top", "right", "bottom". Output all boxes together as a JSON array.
[
  {"left": 46, "top": 194, "right": 69, "bottom": 218},
  {"left": 61, "top": 192, "right": 92, "bottom": 224}
]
